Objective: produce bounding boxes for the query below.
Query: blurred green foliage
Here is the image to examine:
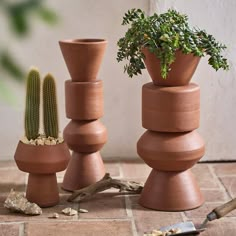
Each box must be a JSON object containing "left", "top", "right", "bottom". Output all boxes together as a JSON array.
[{"left": 0, "top": 0, "right": 59, "bottom": 104}]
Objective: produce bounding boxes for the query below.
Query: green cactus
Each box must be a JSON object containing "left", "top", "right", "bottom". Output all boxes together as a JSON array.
[
  {"left": 43, "top": 73, "right": 59, "bottom": 138},
  {"left": 24, "top": 68, "right": 40, "bottom": 140}
]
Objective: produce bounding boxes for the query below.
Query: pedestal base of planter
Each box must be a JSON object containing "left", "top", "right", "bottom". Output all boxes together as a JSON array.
[
  {"left": 26, "top": 173, "right": 59, "bottom": 207},
  {"left": 139, "top": 169, "right": 204, "bottom": 211},
  {"left": 62, "top": 151, "right": 106, "bottom": 191}
]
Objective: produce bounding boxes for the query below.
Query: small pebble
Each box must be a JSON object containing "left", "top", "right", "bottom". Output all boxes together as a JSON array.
[
  {"left": 44, "top": 139, "right": 51, "bottom": 145},
  {"left": 57, "top": 137, "right": 64, "bottom": 144},
  {"left": 152, "top": 230, "right": 163, "bottom": 236},
  {"left": 48, "top": 213, "right": 59, "bottom": 219},
  {"left": 144, "top": 227, "right": 182, "bottom": 236},
  {"left": 78, "top": 208, "right": 88, "bottom": 213},
  {"left": 21, "top": 136, "right": 29, "bottom": 144},
  {"left": 50, "top": 139, "right": 57, "bottom": 145},
  {"left": 62, "top": 207, "right": 78, "bottom": 216},
  {"left": 36, "top": 139, "right": 44, "bottom": 145}
]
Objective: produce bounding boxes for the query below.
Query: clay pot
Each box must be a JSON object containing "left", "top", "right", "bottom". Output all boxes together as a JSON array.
[
  {"left": 139, "top": 169, "right": 204, "bottom": 211},
  {"left": 137, "top": 130, "right": 205, "bottom": 211},
  {"left": 142, "top": 83, "right": 200, "bottom": 132},
  {"left": 62, "top": 152, "right": 106, "bottom": 191},
  {"left": 59, "top": 39, "right": 107, "bottom": 82},
  {"left": 14, "top": 141, "right": 70, "bottom": 207},
  {"left": 142, "top": 48, "right": 200, "bottom": 86},
  {"left": 137, "top": 130, "right": 205, "bottom": 171},
  {"left": 65, "top": 80, "right": 103, "bottom": 120},
  {"left": 63, "top": 120, "right": 107, "bottom": 153}
]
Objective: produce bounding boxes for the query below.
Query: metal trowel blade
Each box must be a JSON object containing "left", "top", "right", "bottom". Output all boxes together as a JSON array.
[{"left": 160, "top": 221, "right": 203, "bottom": 235}]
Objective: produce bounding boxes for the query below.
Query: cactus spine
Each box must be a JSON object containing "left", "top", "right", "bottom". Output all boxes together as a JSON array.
[
  {"left": 43, "top": 74, "right": 59, "bottom": 138},
  {"left": 24, "top": 68, "right": 41, "bottom": 140}
]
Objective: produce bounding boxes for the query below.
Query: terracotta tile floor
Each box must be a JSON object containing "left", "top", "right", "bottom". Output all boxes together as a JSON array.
[{"left": 0, "top": 159, "right": 236, "bottom": 236}]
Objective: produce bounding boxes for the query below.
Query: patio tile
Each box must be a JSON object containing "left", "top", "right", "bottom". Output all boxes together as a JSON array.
[
  {"left": 191, "top": 218, "right": 236, "bottom": 236},
  {"left": 132, "top": 204, "right": 183, "bottom": 236},
  {"left": 0, "top": 223, "right": 21, "bottom": 236},
  {"left": 0, "top": 202, "right": 77, "bottom": 222},
  {"left": 219, "top": 176, "right": 236, "bottom": 198},
  {"left": 192, "top": 164, "right": 220, "bottom": 189},
  {"left": 104, "top": 160, "right": 121, "bottom": 177},
  {"left": 201, "top": 189, "right": 230, "bottom": 202},
  {"left": 79, "top": 192, "right": 127, "bottom": 219},
  {"left": 185, "top": 201, "right": 236, "bottom": 219},
  {"left": 25, "top": 220, "right": 133, "bottom": 236},
  {"left": 212, "top": 163, "right": 236, "bottom": 176},
  {"left": 121, "top": 160, "right": 151, "bottom": 180},
  {"left": 0, "top": 160, "right": 235, "bottom": 236}
]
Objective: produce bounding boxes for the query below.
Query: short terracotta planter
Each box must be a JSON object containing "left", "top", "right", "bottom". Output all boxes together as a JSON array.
[
  {"left": 142, "top": 83, "right": 200, "bottom": 132},
  {"left": 65, "top": 80, "right": 103, "bottom": 120},
  {"left": 142, "top": 48, "right": 201, "bottom": 86},
  {"left": 14, "top": 141, "right": 70, "bottom": 207},
  {"left": 59, "top": 39, "right": 107, "bottom": 82}
]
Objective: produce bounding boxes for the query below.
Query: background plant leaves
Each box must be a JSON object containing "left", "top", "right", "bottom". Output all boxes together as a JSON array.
[
  {"left": 0, "top": 0, "right": 59, "bottom": 104},
  {"left": 0, "top": 51, "right": 25, "bottom": 81}
]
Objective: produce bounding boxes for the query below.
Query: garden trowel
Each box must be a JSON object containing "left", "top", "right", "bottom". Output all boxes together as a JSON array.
[{"left": 159, "top": 198, "right": 236, "bottom": 235}]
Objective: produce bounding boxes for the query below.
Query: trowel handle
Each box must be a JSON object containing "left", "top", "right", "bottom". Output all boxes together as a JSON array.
[{"left": 212, "top": 198, "right": 236, "bottom": 219}]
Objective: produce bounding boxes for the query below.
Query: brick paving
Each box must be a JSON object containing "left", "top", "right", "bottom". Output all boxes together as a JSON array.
[{"left": 0, "top": 159, "right": 236, "bottom": 235}]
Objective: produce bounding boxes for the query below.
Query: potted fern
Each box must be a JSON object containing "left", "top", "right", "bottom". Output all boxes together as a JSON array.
[
  {"left": 117, "top": 9, "right": 229, "bottom": 86},
  {"left": 14, "top": 68, "right": 70, "bottom": 207}
]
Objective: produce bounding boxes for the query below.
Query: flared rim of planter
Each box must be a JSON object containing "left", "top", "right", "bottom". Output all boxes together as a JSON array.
[{"left": 59, "top": 38, "right": 107, "bottom": 45}]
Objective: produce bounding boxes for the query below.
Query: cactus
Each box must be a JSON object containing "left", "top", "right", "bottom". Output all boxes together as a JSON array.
[
  {"left": 43, "top": 73, "right": 59, "bottom": 138},
  {"left": 24, "top": 68, "right": 41, "bottom": 140}
]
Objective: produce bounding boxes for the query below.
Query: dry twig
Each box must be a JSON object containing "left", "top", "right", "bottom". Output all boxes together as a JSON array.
[{"left": 68, "top": 173, "right": 143, "bottom": 202}]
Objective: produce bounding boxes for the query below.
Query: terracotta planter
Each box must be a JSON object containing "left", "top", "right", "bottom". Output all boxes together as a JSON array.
[
  {"left": 14, "top": 141, "right": 70, "bottom": 207},
  {"left": 137, "top": 130, "right": 205, "bottom": 171},
  {"left": 62, "top": 152, "right": 106, "bottom": 191},
  {"left": 59, "top": 39, "right": 107, "bottom": 82},
  {"left": 142, "top": 48, "right": 200, "bottom": 86},
  {"left": 137, "top": 81, "right": 205, "bottom": 211},
  {"left": 63, "top": 120, "right": 107, "bottom": 153},
  {"left": 59, "top": 38, "right": 108, "bottom": 191},
  {"left": 139, "top": 170, "right": 204, "bottom": 211},
  {"left": 142, "top": 83, "right": 200, "bottom": 132},
  {"left": 65, "top": 80, "right": 103, "bottom": 120}
]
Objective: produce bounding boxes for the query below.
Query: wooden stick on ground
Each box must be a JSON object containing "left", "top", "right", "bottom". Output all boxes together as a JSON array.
[{"left": 68, "top": 173, "right": 144, "bottom": 202}]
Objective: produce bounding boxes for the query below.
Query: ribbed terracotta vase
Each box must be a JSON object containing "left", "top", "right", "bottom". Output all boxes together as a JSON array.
[
  {"left": 59, "top": 38, "right": 107, "bottom": 191},
  {"left": 137, "top": 83, "right": 205, "bottom": 211},
  {"left": 14, "top": 141, "right": 70, "bottom": 207},
  {"left": 142, "top": 48, "right": 201, "bottom": 86}
]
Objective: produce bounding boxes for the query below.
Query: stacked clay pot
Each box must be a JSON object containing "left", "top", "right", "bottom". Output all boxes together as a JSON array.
[
  {"left": 59, "top": 39, "right": 107, "bottom": 191},
  {"left": 137, "top": 51, "right": 205, "bottom": 211}
]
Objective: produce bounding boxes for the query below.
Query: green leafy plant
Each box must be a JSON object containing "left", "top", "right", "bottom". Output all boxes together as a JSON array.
[
  {"left": 117, "top": 8, "right": 229, "bottom": 79},
  {"left": 24, "top": 68, "right": 40, "bottom": 140},
  {"left": 43, "top": 74, "right": 59, "bottom": 139}
]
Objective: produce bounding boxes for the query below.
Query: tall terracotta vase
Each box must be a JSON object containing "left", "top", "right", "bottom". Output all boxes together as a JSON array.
[
  {"left": 59, "top": 39, "right": 107, "bottom": 191},
  {"left": 137, "top": 76, "right": 205, "bottom": 210}
]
